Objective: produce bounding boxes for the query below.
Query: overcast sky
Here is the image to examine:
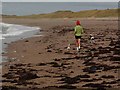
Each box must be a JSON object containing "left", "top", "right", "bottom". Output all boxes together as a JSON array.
[{"left": 1, "top": 0, "right": 120, "bottom": 2}]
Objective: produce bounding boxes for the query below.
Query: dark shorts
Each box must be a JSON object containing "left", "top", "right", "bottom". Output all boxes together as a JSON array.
[{"left": 75, "top": 36, "right": 81, "bottom": 39}]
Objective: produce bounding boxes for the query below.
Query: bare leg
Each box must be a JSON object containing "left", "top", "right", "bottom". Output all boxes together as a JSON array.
[
  {"left": 76, "top": 39, "right": 79, "bottom": 47},
  {"left": 78, "top": 39, "right": 81, "bottom": 48},
  {"left": 76, "top": 39, "right": 81, "bottom": 51}
]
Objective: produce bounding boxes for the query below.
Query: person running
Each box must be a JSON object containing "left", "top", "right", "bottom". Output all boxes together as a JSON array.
[{"left": 74, "top": 20, "right": 84, "bottom": 51}]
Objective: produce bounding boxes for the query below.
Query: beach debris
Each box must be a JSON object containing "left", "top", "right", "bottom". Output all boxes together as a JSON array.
[
  {"left": 2, "top": 72, "right": 15, "bottom": 79},
  {"left": 64, "top": 51, "right": 73, "bottom": 55},
  {"left": 36, "top": 62, "right": 47, "bottom": 66},
  {"left": 55, "top": 49, "right": 63, "bottom": 53},
  {"left": 101, "top": 75, "right": 115, "bottom": 79},
  {"left": 13, "top": 51, "right": 17, "bottom": 53},
  {"left": 83, "top": 61, "right": 96, "bottom": 66},
  {"left": 1, "top": 51, "right": 7, "bottom": 55},
  {"left": 60, "top": 76, "right": 80, "bottom": 84},
  {"left": 2, "top": 86, "right": 18, "bottom": 90},
  {"left": 83, "top": 66, "right": 102, "bottom": 73},
  {"left": 98, "top": 54, "right": 108, "bottom": 59},
  {"left": 10, "top": 57, "right": 17, "bottom": 61},
  {"left": 38, "top": 40, "right": 41, "bottom": 42},
  {"left": 48, "top": 62, "right": 61, "bottom": 67},
  {"left": 98, "top": 48, "right": 111, "bottom": 54},
  {"left": 113, "top": 49, "right": 120, "bottom": 55},
  {"left": 82, "top": 83, "right": 111, "bottom": 88},
  {"left": 59, "top": 84, "right": 77, "bottom": 89},
  {"left": 70, "top": 71, "right": 74, "bottom": 73},
  {"left": 102, "top": 80, "right": 117, "bottom": 84},
  {"left": 9, "top": 65, "right": 16, "bottom": 69},
  {"left": 19, "top": 71, "right": 39, "bottom": 80},
  {"left": 38, "top": 52, "right": 41, "bottom": 54},
  {"left": 25, "top": 40, "right": 29, "bottom": 42},
  {"left": 109, "top": 40, "right": 116, "bottom": 46},
  {"left": 14, "top": 63, "right": 26, "bottom": 67},
  {"left": 4, "top": 42, "right": 8, "bottom": 44},
  {"left": 60, "top": 74, "right": 90, "bottom": 84},
  {"left": 43, "top": 85, "right": 76, "bottom": 90},
  {"left": 110, "top": 55, "right": 120, "bottom": 61},
  {"left": 47, "top": 49, "right": 52, "bottom": 52},
  {"left": 54, "top": 58, "right": 61, "bottom": 61},
  {"left": 80, "top": 78, "right": 102, "bottom": 82},
  {"left": 23, "top": 50, "right": 27, "bottom": 52},
  {"left": 21, "top": 55, "right": 24, "bottom": 58},
  {"left": 78, "top": 74, "right": 90, "bottom": 78}
]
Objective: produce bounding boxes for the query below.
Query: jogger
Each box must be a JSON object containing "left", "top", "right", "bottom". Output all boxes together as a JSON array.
[{"left": 74, "top": 20, "right": 84, "bottom": 51}]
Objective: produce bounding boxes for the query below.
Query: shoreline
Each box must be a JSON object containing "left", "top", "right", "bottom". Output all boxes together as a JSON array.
[
  {"left": 1, "top": 23, "right": 41, "bottom": 63},
  {"left": 2, "top": 17, "right": 120, "bottom": 89}
]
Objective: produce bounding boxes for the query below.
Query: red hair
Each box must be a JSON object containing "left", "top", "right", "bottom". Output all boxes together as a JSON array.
[{"left": 76, "top": 20, "right": 80, "bottom": 25}]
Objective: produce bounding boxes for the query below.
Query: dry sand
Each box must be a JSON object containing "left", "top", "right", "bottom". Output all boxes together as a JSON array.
[{"left": 1, "top": 18, "right": 120, "bottom": 90}]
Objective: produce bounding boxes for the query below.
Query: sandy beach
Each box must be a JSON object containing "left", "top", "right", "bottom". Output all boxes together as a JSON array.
[{"left": 1, "top": 17, "right": 120, "bottom": 90}]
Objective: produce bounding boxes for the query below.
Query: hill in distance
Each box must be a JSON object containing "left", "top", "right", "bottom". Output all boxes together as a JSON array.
[{"left": 2, "top": 8, "right": 119, "bottom": 18}]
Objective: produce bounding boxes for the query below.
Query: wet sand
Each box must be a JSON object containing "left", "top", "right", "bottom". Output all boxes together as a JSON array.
[{"left": 1, "top": 18, "right": 120, "bottom": 90}]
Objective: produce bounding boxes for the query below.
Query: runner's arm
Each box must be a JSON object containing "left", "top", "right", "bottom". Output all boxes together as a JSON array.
[
  {"left": 81, "top": 27, "right": 84, "bottom": 34},
  {"left": 74, "top": 27, "right": 77, "bottom": 35}
]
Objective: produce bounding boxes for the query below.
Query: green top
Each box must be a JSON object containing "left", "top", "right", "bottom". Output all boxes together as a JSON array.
[{"left": 74, "top": 25, "right": 84, "bottom": 36}]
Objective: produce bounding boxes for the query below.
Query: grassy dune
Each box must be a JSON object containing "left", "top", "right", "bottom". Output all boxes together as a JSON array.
[{"left": 2, "top": 9, "right": 119, "bottom": 18}]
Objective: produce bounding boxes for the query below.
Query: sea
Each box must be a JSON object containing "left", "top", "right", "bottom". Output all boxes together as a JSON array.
[
  {"left": 0, "top": 23, "right": 40, "bottom": 63},
  {"left": 0, "top": 2, "right": 118, "bottom": 62}
]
